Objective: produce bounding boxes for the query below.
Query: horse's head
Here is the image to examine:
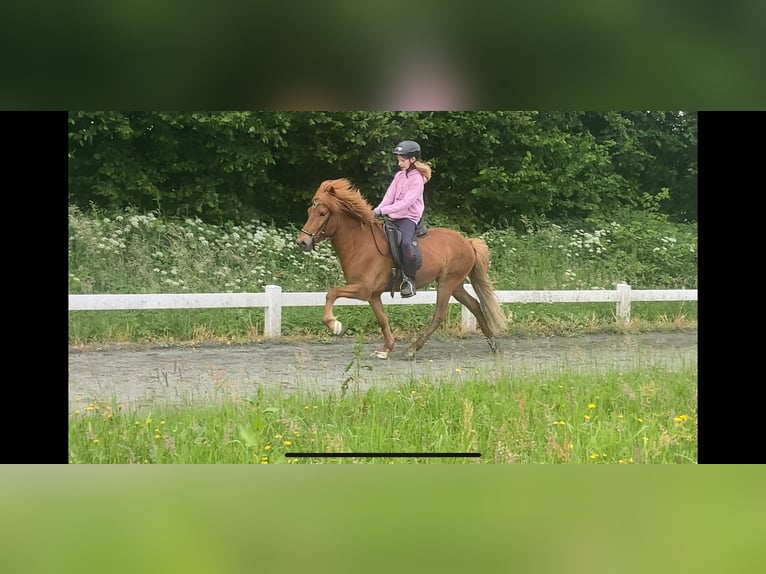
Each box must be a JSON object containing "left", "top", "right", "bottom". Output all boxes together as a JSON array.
[
  {"left": 297, "top": 179, "right": 373, "bottom": 251},
  {"left": 296, "top": 196, "right": 332, "bottom": 252}
]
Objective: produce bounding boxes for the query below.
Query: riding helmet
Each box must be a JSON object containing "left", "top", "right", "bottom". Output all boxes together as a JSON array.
[{"left": 393, "top": 140, "right": 421, "bottom": 159}]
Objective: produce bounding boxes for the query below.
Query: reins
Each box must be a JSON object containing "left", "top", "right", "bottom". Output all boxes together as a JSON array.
[{"left": 370, "top": 219, "right": 388, "bottom": 257}]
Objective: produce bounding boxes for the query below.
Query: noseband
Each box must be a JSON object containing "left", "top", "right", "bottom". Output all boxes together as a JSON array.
[{"left": 300, "top": 199, "right": 331, "bottom": 240}]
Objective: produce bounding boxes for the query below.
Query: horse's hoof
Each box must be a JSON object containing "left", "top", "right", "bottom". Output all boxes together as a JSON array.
[
  {"left": 331, "top": 319, "right": 343, "bottom": 335},
  {"left": 371, "top": 350, "right": 389, "bottom": 359}
]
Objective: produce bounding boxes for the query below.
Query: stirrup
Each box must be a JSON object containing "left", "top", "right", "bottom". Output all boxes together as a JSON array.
[{"left": 400, "top": 278, "right": 415, "bottom": 298}]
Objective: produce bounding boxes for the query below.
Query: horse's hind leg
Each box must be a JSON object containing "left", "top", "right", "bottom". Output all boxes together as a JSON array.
[
  {"left": 406, "top": 284, "right": 454, "bottom": 358},
  {"left": 450, "top": 283, "right": 499, "bottom": 354}
]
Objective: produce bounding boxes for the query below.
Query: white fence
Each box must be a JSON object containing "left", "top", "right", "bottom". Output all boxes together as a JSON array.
[{"left": 68, "top": 283, "right": 697, "bottom": 338}]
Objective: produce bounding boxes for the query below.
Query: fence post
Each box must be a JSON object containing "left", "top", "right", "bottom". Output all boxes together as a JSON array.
[
  {"left": 461, "top": 283, "right": 478, "bottom": 332},
  {"left": 264, "top": 285, "right": 282, "bottom": 337},
  {"left": 616, "top": 283, "right": 631, "bottom": 326}
]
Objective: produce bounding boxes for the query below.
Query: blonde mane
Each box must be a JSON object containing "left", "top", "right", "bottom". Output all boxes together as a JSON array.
[{"left": 314, "top": 178, "right": 375, "bottom": 223}]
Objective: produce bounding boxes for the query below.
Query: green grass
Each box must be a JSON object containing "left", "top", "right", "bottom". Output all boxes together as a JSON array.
[{"left": 69, "top": 364, "right": 697, "bottom": 464}]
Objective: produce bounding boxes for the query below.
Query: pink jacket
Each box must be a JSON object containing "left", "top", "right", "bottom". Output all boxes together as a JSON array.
[{"left": 374, "top": 169, "right": 425, "bottom": 222}]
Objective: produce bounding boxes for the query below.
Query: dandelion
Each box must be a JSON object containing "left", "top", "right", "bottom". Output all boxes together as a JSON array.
[
  {"left": 283, "top": 440, "right": 292, "bottom": 447},
  {"left": 455, "top": 368, "right": 461, "bottom": 373},
  {"left": 673, "top": 414, "right": 689, "bottom": 423},
  {"left": 92, "top": 439, "right": 100, "bottom": 445},
  {"left": 265, "top": 445, "right": 272, "bottom": 451},
  {"left": 588, "top": 403, "right": 596, "bottom": 409},
  {"left": 590, "top": 454, "right": 599, "bottom": 460},
  {"left": 275, "top": 434, "right": 283, "bottom": 439},
  {"left": 584, "top": 414, "right": 591, "bottom": 421}
]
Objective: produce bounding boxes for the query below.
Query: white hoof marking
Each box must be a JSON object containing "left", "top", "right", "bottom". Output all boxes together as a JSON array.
[
  {"left": 372, "top": 350, "right": 389, "bottom": 359},
  {"left": 331, "top": 320, "right": 343, "bottom": 335}
]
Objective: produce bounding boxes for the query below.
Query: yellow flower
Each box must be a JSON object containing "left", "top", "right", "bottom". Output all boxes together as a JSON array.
[
  {"left": 567, "top": 443, "right": 574, "bottom": 450},
  {"left": 92, "top": 439, "right": 100, "bottom": 445},
  {"left": 264, "top": 444, "right": 272, "bottom": 451},
  {"left": 283, "top": 440, "right": 292, "bottom": 447},
  {"left": 590, "top": 453, "right": 599, "bottom": 460},
  {"left": 154, "top": 434, "right": 161, "bottom": 440},
  {"left": 261, "top": 460, "right": 269, "bottom": 464},
  {"left": 293, "top": 431, "right": 300, "bottom": 437},
  {"left": 673, "top": 414, "right": 689, "bottom": 423},
  {"left": 588, "top": 403, "right": 596, "bottom": 409},
  {"left": 74, "top": 410, "right": 80, "bottom": 415},
  {"left": 584, "top": 414, "right": 591, "bottom": 420},
  {"left": 455, "top": 368, "right": 461, "bottom": 373},
  {"left": 275, "top": 434, "right": 283, "bottom": 439}
]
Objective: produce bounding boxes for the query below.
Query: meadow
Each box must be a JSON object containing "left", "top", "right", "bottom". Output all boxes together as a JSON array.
[
  {"left": 68, "top": 204, "right": 697, "bottom": 463},
  {"left": 69, "top": 362, "right": 697, "bottom": 464}
]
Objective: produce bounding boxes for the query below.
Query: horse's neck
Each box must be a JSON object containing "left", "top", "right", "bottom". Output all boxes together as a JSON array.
[{"left": 330, "top": 216, "right": 374, "bottom": 261}]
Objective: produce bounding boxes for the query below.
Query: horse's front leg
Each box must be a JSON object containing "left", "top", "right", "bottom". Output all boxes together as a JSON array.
[
  {"left": 368, "top": 294, "right": 395, "bottom": 359},
  {"left": 322, "top": 284, "right": 370, "bottom": 336}
]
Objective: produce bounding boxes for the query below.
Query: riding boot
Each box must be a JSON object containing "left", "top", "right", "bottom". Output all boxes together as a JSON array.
[{"left": 400, "top": 258, "right": 418, "bottom": 298}]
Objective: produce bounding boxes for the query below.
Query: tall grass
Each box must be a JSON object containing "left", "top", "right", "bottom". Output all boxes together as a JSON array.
[
  {"left": 69, "top": 363, "right": 697, "bottom": 464},
  {"left": 68, "top": 204, "right": 697, "bottom": 344}
]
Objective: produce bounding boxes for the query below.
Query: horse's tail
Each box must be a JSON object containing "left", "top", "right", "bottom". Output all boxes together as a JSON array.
[{"left": 468, "top": 238, "right": 507, "bottom": 336}]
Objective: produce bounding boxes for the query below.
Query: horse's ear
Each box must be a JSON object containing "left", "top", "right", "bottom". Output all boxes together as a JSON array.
[{"left": 319, "top": 180, "right": 336, "bottom": 195}]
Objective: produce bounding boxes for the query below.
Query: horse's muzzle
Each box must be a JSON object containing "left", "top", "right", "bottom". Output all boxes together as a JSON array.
[{"left": 297, "top": 237, "right": 314, "bottom": 252}]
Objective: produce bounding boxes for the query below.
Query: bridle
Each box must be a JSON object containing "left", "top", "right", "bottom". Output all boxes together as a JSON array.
[{"left": 300, "top": 199, "right": 331, "bottom": 241}]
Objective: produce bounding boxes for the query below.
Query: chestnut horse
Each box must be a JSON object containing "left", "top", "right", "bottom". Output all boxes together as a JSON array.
[{"left": 296, "top": 178, "right": 507, "bottom": 359}]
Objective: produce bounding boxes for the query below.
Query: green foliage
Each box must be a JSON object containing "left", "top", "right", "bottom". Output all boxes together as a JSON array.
[{"left": 68, "top": 111, "right": 697, "bottom": 229}]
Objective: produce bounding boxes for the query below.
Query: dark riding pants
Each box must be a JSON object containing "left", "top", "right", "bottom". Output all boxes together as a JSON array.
[{"left": 390, "top": 218, "right": 422, "bottom": 279}]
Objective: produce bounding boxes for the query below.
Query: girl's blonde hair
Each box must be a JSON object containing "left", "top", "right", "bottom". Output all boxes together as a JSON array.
[{"left": 413, "top": 160, "right": 432, "bottom": 182}]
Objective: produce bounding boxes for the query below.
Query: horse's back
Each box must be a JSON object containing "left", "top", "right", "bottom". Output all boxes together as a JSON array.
[
  {"left": 420, "top": 226, "right": 475, "bottom": 249},
  {"left": 419, "top": 227, "right": 480, "bottom": 267}
]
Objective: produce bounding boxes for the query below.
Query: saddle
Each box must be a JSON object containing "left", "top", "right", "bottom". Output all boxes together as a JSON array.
[{"left": 383, "top": 219, "right": 428, "bottom": 297}]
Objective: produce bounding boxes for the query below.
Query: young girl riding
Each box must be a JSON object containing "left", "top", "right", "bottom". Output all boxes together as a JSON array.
[{"left": 372, "top": 140, "right": 432, "bottom": 297}]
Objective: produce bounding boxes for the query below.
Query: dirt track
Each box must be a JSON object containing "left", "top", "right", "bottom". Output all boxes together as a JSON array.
[{"left": 68, "top": 330, "right": 698, "bottom": 413}]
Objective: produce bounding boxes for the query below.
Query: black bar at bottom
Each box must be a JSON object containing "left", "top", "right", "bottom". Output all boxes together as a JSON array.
[{"left": 285, "top": 452, "right": 481, "bottom": 458}]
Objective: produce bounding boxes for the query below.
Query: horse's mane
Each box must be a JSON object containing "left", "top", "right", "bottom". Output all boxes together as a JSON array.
[{"left": 314, "top": 178, "right": 375, "bottom": 224}]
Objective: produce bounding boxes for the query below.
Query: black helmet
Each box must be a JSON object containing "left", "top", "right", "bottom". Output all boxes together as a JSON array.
[{"left": 393, "top": 140, "right": 421, "bottom": 159}]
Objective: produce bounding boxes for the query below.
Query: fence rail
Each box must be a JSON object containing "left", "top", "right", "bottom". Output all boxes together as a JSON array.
[{"left": 68, "top": 283, "right": 697, "bottom": 337}]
